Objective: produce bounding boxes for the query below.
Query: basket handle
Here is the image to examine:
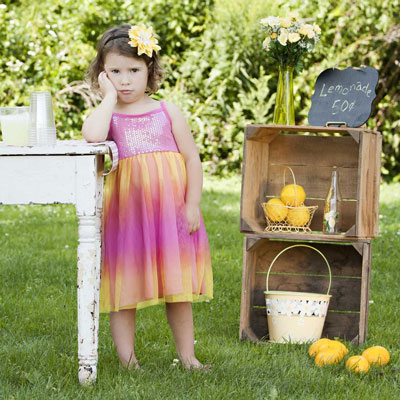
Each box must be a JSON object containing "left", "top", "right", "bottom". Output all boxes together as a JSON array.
[
  {"left": 283, "top": 166, "right": 299, "bottom": 204},
  {"left": 266, "top": 244, "right": 332, "bottom": 295}
]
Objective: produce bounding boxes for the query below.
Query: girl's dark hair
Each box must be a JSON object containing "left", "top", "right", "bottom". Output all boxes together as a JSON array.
[{"left": 87, "top": 24, "right": 163, "bottom": 94}]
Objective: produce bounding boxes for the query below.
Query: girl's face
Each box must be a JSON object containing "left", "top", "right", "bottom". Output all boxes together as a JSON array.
[{"left": 103, "top": 52, "right": 149, "bottom": 104}]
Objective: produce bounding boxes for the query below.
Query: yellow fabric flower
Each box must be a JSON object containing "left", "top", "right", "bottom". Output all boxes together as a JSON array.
[
  {"left": 128, "top": 24, "right": 161, "bottom": 57},
  {"left": 288, "top": 32, "right": 301, "bottom": 43},
  {"left": 280, "top": 17, "right": 292, "bottom": 28}
]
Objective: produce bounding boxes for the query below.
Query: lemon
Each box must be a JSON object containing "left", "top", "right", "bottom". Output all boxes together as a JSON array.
[
  {"left": 346, "top": 355, "right": 370, "bottom": 373},
  {"left": 308, "top": 338, "right": 332, "bottom": 358},
  {"left": 280, "top": 184, "right": 306, "bottom": 206},
  {"left": 286, "top": 206, "right": 310, "bottom": 226},
  {"left": 318, "top": 341, "right": 349, "bottom": 357},
  {"left": 315, "top": 348, "right": 344, "bottom": 366},
  {"left": 263, "top": 198, "right": 288, "bottom": 222},
  {"left": 362, "top": 346, "right": 390, "bottom": 366}
]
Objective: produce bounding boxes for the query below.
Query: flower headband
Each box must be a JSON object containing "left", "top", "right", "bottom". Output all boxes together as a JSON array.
[{"left": 105, "top": 24, "right": 161, "bottom": 58}]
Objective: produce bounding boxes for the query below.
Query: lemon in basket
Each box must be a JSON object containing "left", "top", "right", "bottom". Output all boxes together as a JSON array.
[
  {"left": 264, "top": 198, "right": 288, "bottom": 222},
  {"left": 286, "top": 206, "right": 310, "bottom": 226},
  {"left": 281, "top": 184, "right": 306, "bottom": 206}
]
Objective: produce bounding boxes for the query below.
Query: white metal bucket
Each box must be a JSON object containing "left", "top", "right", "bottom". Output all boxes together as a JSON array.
[{"left": 264, "top": 244, "right": 332, "bottom": 343}]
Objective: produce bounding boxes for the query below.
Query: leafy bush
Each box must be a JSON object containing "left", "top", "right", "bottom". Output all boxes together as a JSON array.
[{"left": 0, "top": 0, "right": 399, "bottom": 179}]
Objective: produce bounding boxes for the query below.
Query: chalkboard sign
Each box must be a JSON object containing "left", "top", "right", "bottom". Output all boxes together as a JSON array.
[{"left": 308, "top": 66, "right": 379, "bottom": 127}]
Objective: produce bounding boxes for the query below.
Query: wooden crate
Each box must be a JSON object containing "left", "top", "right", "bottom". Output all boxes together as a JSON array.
[
  {"left": 240, "top": 125, "right": 382, "bottom": 240},
  {"left": 239, "top": 235, "right": 372, "bottom": 344}
]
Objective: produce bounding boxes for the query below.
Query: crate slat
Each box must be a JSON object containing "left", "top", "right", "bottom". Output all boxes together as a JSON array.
[
  {"left": 268, "top": 135, "right": 359, "bottom": 168},
  {"left": 253, "top": 240, "right": 363, "bottom": 277},
  {"left": 356, "top": 132, "right": 382, "bottom": 237},
  {"left": 265, "top": 164, "right": 359, "bottom": 199}
]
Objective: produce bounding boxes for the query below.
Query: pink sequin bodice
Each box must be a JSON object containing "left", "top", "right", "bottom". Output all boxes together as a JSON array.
[{"left": 108, "top": 101, "right": 179, "bottom": 159}]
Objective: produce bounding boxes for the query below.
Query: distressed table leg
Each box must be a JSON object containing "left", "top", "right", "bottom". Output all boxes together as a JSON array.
[
  {"left": 77, "top": 213, "right": 101, "bottom": 385},
  {"left": 76, "top": 155, "right": 104, "bottom": 385}
]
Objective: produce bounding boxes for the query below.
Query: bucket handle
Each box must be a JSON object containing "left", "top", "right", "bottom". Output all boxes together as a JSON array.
[{"left": 266, "top": 244, "right": 332, "bottom": 295}]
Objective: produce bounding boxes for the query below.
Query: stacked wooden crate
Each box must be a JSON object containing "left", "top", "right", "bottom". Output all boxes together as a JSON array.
[{"left": 239, "top": 124, "right": 381, "bottom": 344}]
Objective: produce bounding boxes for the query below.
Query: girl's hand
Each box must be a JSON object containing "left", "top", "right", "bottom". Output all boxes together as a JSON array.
[
  {"left": 98, "top": 71, "right": 117, "bottom": 100},
  {"left": 186, "top": 203, "right": 200, "bottom": 234}
]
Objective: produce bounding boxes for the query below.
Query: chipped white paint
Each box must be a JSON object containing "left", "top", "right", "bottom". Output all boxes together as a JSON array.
[
  {"left": 0, "top": 140, "right": 113, "bottom": 385},
  {"left": 0, "top": 140, "right": 110, "bottom": 156},
  {"left": 77, "top": 215, "right": 100, "bottom": 384}
]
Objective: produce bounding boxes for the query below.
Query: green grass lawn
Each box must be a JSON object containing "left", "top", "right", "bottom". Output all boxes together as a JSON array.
[{"left": 0, "top": 176, "right": 399, "bottom": 399}]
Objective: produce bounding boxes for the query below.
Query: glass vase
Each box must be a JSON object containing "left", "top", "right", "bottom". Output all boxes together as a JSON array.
[{"left": 273, "top": 65, "right": 295, "bottom": 125}]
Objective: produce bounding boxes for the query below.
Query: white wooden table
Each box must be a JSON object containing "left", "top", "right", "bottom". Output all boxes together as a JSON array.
[{"left": 0, "top": 140, "right": 117, "bottom": 385}]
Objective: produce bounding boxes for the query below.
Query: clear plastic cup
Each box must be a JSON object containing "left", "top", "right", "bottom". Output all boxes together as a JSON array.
[
  {"left": 29, "top": 91, "right": 57, "bottom": 146},
  {"left": 29, "top": 127, "right": 57, "bottom": 146},
  {"left": 0, "top": 106, "right": 30, "bottom": 146}
]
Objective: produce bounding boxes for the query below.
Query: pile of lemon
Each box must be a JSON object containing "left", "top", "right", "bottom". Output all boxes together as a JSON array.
[
  {"left": 264, "top": 183, "right": 310, "bottom": 227},
  {"left": 309, "top": 338, "right": 390, "bottom": 374}
]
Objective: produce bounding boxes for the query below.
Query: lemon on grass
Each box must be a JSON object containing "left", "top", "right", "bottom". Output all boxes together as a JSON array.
[
  {"left": 280, "top": 184, "right": 306, "bottom": 206},
  {"left": 318, "top": 341, "right": 349, "bottom": 357},
  {"left": 264, "top": 198, "right": 288, "bottom": 222},
  {"left": 308, "top": 338, "right": 333, "bottom": 358},
  {"left": 362, "top": 346, "right": 390, "bottom": 366},
  {"left": 346, "top": 355, "right": 370, "bottom": 373},
  {"left": 286, "top": 206, "right": 310, "bottom": 227},
  {"left": 315, "top": 348, "right": 344, "bottom": 366}
]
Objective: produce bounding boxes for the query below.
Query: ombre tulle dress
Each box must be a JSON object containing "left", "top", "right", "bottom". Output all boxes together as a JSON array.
[{"left": 100, "top": 101, "right": 213, "bottom": 312}]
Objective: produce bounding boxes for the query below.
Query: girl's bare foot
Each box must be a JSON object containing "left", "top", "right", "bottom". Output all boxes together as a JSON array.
[
  {"left": 119, "top": 360, "right": 140, "bottom": 370},
  {"left": 119, "top": 354, "right": 140, "bottom": 370},
  {"left": 130, "top": 360, "right": 140, "bottom": 370},
  {"left": 180, "top": 355, "right": 211, "bottom": 372}
]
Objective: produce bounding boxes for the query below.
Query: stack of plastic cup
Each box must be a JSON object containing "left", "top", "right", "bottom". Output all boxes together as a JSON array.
[{"left": 29, "top": 91, "right": 57, "bottom": 146}]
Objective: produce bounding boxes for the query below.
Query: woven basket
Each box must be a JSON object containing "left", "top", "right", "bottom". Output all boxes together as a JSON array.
[
  {"left": 264, "top": 244, "right": 332, "bottom": 343},
  {"left": 261, "top": 166, "right": 318, "bottom": 233}
]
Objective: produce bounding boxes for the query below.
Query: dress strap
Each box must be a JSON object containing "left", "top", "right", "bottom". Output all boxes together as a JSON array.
[{"left": 160, "top": 101, "right": 172, "bottom": 125}]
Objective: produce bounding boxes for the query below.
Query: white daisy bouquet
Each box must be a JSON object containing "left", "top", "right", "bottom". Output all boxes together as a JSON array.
[{"left": 260, "top": 15, "right": 321, "bottom": 71}]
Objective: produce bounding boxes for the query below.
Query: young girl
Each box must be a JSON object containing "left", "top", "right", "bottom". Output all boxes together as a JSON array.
[{"left": 82, "top": 24, "right": 213, "bottom": 371}]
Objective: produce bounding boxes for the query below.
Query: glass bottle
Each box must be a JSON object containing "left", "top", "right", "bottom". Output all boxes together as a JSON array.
[{"left": 323, "top": 168, "right": 342, "bottom": 233}]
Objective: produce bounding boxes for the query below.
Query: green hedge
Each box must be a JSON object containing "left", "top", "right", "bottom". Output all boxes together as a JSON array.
[{"left": 0, "top": 0, "right": 399, "bottom": 180}]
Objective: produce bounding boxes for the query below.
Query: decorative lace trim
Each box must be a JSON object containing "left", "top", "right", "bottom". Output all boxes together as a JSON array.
[{"left": 266, "top": 297, "right": 329, "bottom": 317}]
